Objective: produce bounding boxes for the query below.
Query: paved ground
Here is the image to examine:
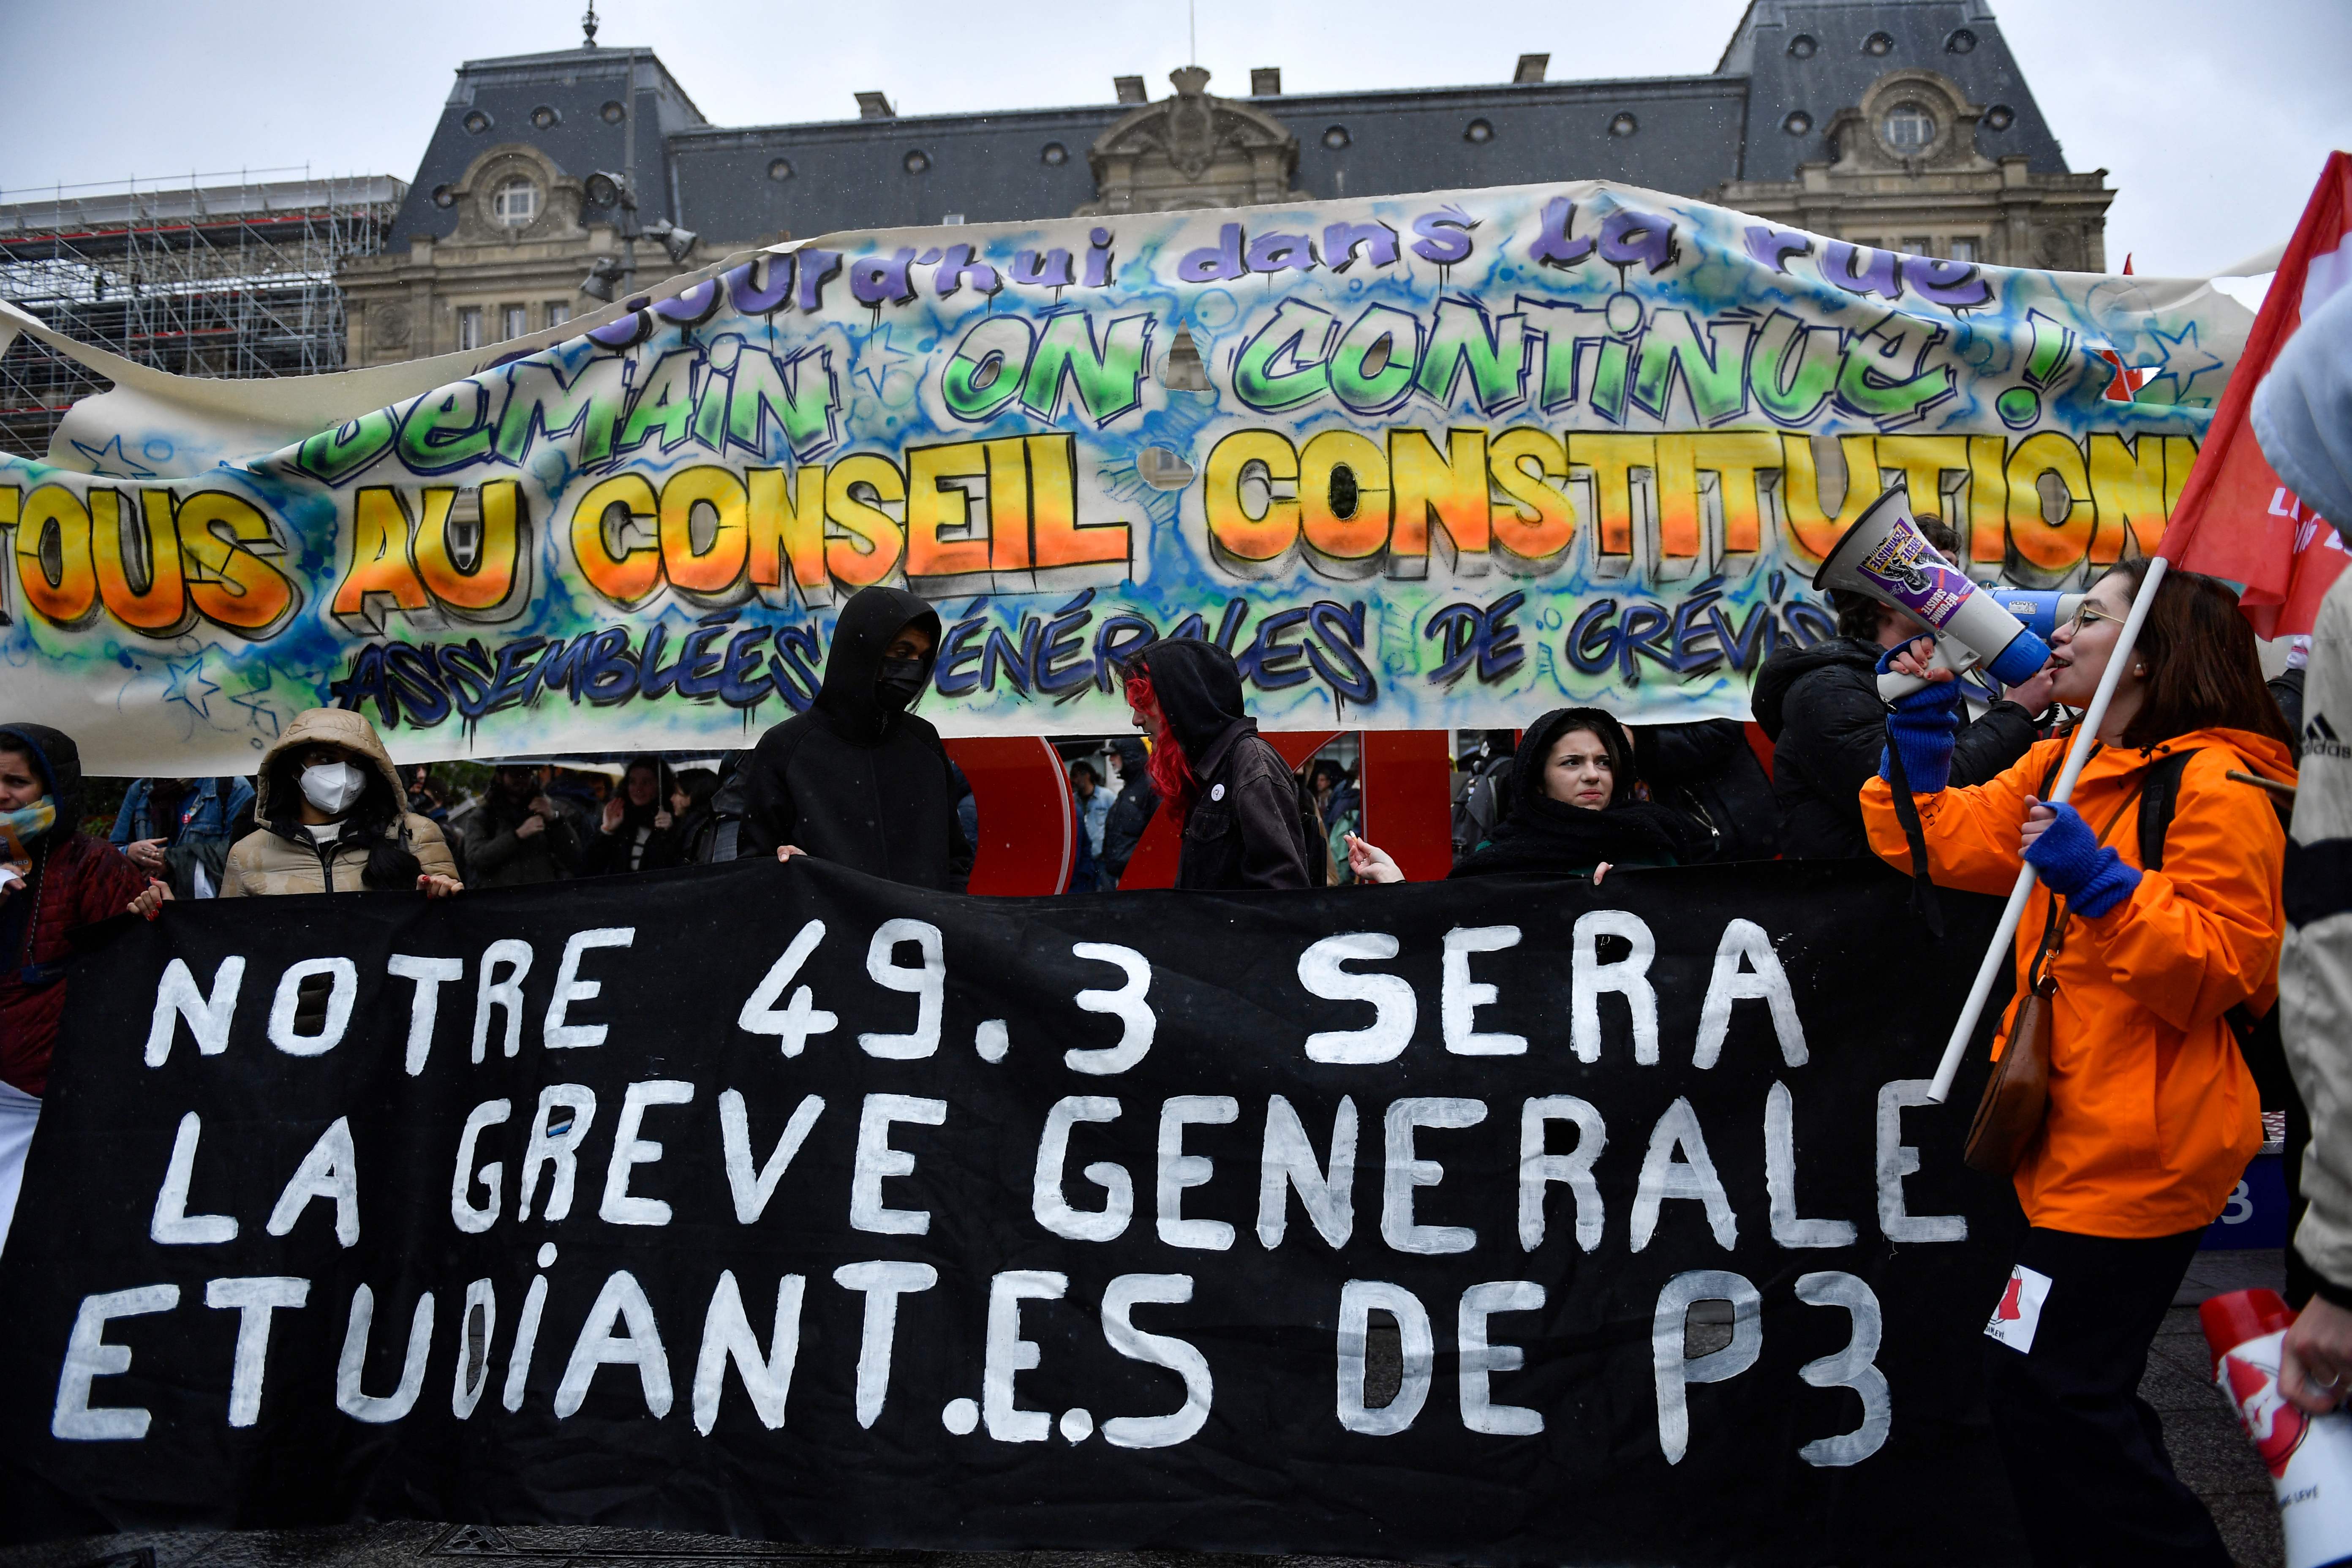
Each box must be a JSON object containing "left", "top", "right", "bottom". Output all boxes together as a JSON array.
[{"left": 1, "top": 1249, "right": 2292, "bottom": 1568}]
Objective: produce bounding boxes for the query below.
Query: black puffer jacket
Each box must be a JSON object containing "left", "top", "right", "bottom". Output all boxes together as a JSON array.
[
  {"left": 1098, "top": 737, "right": 1157, "bottom": 886},
  {"left": 1753, "top": 636, "right": 2038, "bottom": 859},
  {"left": 1132, "top": 638, "right": 1309, "bottom": 892},
  {"left": 741, "top": 585, "right": 975, "bottom": 892},
  {"left": 1629, "top": 719, "right": 1780, "bottom": 864}
]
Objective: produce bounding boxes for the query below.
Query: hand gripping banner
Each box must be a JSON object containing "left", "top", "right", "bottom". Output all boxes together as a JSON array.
[
  {"left": 0, "top": 182, "right": 2250, "bottom": 771},
  {"left": 0, "top": 860, "right": 2033, "bottom": 1564}
]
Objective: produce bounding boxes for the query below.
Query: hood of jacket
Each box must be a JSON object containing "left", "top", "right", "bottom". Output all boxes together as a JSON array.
[
  {"left": 2254, "top": 282, "right": 2352, "bottom": 530},
  {"left": 1751, "top": 637, "right": 1880, "bottom": 740},
  {"left": 1133, "top": 638, "right": 1250, "bottom": 761},
  {"left": 255, "top": 708, "right": 406, "bottom": 822},
  {"left": 2113, "top": 726, "right": 2300, "bottom": 786},
  {"left": 0, "top": 722, "right": 82, "bottom": 844},
  {"left": 817, "top": 585, "right": 942, "bottom": 745},
  {"left": 1512, "top": 708, "right": 1639, "bottom": 813}
]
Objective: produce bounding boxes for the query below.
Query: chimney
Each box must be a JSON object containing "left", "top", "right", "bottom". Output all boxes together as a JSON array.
[
  {"left": 1250, "top": 67, "right": 1282, "bottom": 96},
  {"left": 1513, "top": 53, "right": 1549, "bottom": 84},
  {"left": 855, "top": 91, "right": 895, "bottom": 119},
  {"left": 1113, "top": 75, "right": 1147, "bottom": 105}
]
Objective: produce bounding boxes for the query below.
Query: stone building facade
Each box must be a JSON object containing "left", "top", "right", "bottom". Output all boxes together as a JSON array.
[{"left": 340, "top": 0, "right": 2111, "bottom": 367}]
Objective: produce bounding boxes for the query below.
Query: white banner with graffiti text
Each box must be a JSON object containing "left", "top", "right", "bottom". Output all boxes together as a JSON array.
[{"left": 0, "top": 181, "right": 2251, "bottom": 772}]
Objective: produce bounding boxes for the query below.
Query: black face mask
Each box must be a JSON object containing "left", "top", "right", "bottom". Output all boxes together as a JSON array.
[{"left": 874, "top": 657, "right": 927, "bottom": 712}]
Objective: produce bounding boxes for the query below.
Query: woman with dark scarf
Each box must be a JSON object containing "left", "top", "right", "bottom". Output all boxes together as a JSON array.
[
  {"left": 583, "top": 755, "right": 685, "bottom": 876},
  {"left": 1348, "top": 708, "right": 1715, "bottom": 884}
]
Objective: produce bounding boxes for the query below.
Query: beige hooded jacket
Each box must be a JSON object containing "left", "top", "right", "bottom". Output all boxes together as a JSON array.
[{"left": 219, "top": 708, "right": 456, "bottom": 897}]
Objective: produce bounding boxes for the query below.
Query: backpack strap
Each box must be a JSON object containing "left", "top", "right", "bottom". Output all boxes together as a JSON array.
[
  {"left": 2135, "top": 749, "right": 2198, "bottom": 873},
  {"left": 2125, "top": 745, "right": 2292, "bottom": 1040}
]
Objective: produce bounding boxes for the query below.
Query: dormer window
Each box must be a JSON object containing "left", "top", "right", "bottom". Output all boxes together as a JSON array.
[
  {"left": 493, "top": 178, "right": 540, "bottom": 227},
  {"left": 1882, "top": 102, "right": 1936, "bottom": 153}
]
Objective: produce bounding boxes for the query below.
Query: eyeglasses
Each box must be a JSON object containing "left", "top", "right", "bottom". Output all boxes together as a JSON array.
[{"left": 2066, "top": 601, "right": 2126, "bottom": 637}]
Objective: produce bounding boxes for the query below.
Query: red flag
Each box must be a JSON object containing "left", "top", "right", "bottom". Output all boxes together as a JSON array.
[{"left": 2156, "top": 152, "right": 2352, "bottom": 638}]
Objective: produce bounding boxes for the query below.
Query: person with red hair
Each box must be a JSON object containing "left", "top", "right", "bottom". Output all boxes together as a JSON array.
[{"left": 1123, "top": 639, "right": 1310, "bottom": 892}]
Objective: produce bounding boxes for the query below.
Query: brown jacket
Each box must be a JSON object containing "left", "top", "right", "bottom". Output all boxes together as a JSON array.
[{"left": 220, "top": 708, "right": 457, "bottom": 897}]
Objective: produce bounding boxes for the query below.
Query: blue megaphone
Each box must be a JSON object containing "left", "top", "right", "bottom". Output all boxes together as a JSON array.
[{"left": 1979, "top": 588, "right": 2087, "bottom": 646}]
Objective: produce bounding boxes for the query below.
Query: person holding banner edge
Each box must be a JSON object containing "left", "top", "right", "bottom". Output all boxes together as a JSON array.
[
  {"left": 0, "top": 723, "right": 167, "bottom": 1255},
  {"left": 1862, "top": 564, "right": 2297, "bottom": 1567},
  {"left": 1345, "top": 707, "right": 1712, "bottom": 884},
  {"left": 217, "top": 708, "right": 463, "bottom": 898},
  {"left": 743, "top": 584, "right": 975, "bottom": 893}
]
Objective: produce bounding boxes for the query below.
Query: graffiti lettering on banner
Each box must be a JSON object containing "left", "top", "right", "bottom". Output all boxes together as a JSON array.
[{"left": 0, "top": 181, "right": 2240, "bottom": 771}]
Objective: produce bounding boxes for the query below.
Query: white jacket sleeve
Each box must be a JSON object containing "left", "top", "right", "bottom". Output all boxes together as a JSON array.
[{"left": 2286, "top": 573, "right": 2352, "bottom": 1295}]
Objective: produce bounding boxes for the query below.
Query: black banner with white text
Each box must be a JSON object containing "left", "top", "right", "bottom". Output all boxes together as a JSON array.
[{"left": 0, "top": 859, "right": 2028, "bottom": 1565}]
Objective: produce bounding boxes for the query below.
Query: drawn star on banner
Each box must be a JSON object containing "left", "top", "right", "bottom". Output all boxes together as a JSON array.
[
  {"left": 162, "top": 654, "right": 220, "bottom": 721},
  {"left": 2142, "top": 321, "right": 2227, "bottom": 408},
  {"left": 68, "top": 433, "right": 158, "bottom": 480},
  {"left": 850, "top": 323, "right": 916, "bottom": 404}
]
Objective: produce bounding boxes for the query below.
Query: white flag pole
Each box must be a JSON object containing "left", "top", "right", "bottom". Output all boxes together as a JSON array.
[{"left": 1925, "top": 554, "right": 2171, "bottom": 1103}]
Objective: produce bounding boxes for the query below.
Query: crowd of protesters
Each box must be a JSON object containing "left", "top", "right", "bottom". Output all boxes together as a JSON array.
[{"left": 0, "top": 479, "right": 2341, "bottom": 1562}]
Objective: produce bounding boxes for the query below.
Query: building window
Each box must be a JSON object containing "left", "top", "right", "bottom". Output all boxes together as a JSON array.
[
  {"left": 904, "top": 149, "right": 931, "bottom": 174},
  {"left": 1882, "top": 102, "right": 1936, "bottom": 152},
  {"left": 1949, "top": 238, "right": 1980, "bottom": 263},
  {"left": 502, "top": 305, "right": 528, "bottom": 341},
  {"left": 531, "top": 105, "right": 561, "bottom": 129},
  {"left": 1782, "top": 110, "right": 1812, "bottom": 136},
  {"left": 1984, "top": 104, "right": 2016, "bottom": 132},
  {"left": 492, "top": 178, "right": 539, "bottom": 227},
  {"left": 1900, "top": 238, "right": 1931, "bottom": 256},
  {"left": 1863, "top": 30, "right": 1894, "bottom": 55},
  {"left": 600, "top": 100, "right": 626, "bottom": 124},
  {"left": 1609, "top": 112, "right": 1638, "bottom": 137},
  {"left": 1787, "top": 33, "right": 1817, "bottom": 58},
  {"left": 462, "top": 109, "right": 493, "bottom": 134},
  {"left": 767, "top": 158, "right": 794, "bottom": 181},
  {"left": 431, "top": 185, "right": 456, "bottom": 209},
  {"left": 1323, "top": 125, "right": 1350, "bottom": 150},
  {"left": 1945, "top": 27, "right": 1978, "bottom": 53},
  {"left": 1041, "top": 142, "right": 1068, "bottom": 166},
  {"left": 457, "top": 308, "right": 483, "bottom": 351},
  {"left": 1464, "top": 118, "right": 1493, "bottom": 144},
  {"left": 545, "top": 302, "right": 572, "bottom": 329}
]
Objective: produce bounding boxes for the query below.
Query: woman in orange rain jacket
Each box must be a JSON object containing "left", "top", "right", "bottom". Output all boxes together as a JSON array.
[{"left": 1862, "top": 560, "right": 2295, "bottom": 1568}]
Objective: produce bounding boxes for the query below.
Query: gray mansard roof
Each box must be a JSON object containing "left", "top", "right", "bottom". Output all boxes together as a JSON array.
[
  {"left": 1722, "top": 0, "right": 2071, "bottom": 178},
  {"left": 387, "top": 0, "right": 2078, "bottom": 249},
  {"left": 387, "top": 46, "right": 708, "bottom": 241}
]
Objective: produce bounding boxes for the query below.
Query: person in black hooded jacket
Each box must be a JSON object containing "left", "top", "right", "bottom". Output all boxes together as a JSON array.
[
  {"left": 1349, "top": 708, "right": 1714, "bottom": 883},
  {"left": 1751, "top": 517, "right": 2052, "bottom": 859},
  {"left": 741, "top": 585, "right": 975, "bottom": 892},
  {"left": 1123, "top": 638, "right": 1309, "bottom": 892},
  {"left": 1097, "top": 736, "right": 1157, "bottom": 889}
]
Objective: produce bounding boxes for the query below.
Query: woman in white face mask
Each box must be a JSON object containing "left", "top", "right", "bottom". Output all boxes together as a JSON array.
[{"left": 219, "top": 708, "right": 462, "bottom": 898}]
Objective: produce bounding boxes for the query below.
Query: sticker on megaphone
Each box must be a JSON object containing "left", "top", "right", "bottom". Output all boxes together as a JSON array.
[
  {"left": 1983, "top": 589, "right": 2088, "bottom": 646},
  {"left": 1814, "top": 489, "right": 2053, "bottom": 700}
]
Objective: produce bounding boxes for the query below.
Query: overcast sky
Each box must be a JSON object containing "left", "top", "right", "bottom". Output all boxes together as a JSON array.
[{"left": 0, "top": 0, "right": 2343, "bottom": 277}]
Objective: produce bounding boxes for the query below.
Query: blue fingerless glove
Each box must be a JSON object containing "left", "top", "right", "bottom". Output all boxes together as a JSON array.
[
  {"left": 2021, "top": 800, "right": 2142, "bottom": 918},
  {"left": 1876, "top": 675, "right": 1963, "bottom": 794}
]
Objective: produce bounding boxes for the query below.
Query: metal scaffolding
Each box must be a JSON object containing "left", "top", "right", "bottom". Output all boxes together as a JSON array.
[{"left": 0, "top": 168, "right": 407, "bottom": 460}]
